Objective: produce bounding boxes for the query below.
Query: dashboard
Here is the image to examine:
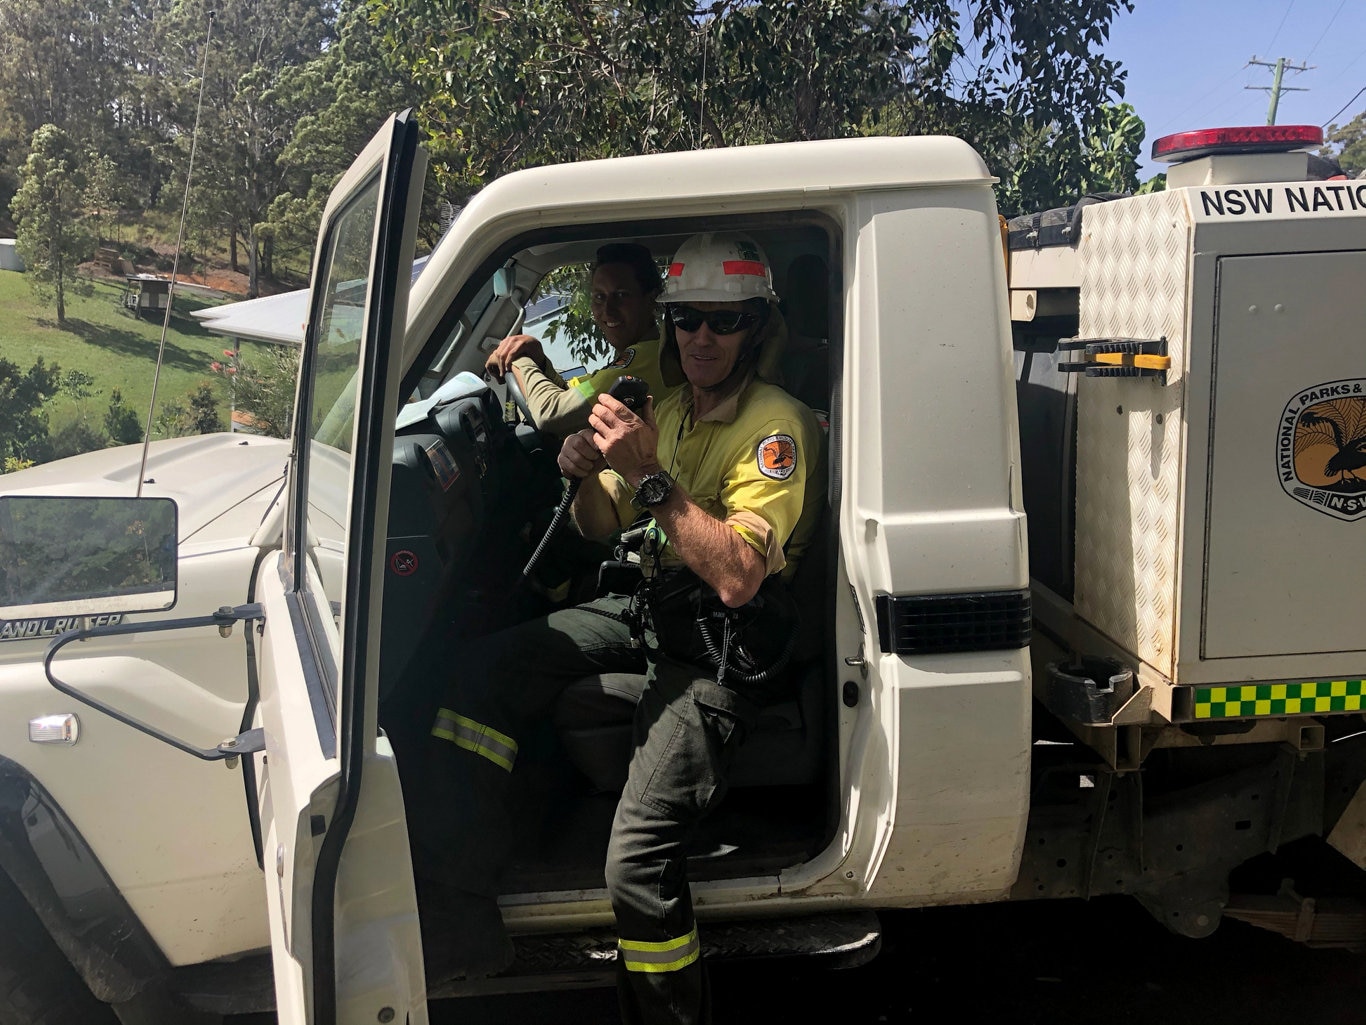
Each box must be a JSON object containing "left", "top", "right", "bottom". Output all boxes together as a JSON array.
[{"left": 378, "top": 377, "right": 508, "bottom": 695}]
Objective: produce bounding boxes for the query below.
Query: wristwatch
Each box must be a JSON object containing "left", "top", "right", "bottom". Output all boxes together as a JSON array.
[{"left": 634, "top": 470, "right": 675, "bottom": 507}]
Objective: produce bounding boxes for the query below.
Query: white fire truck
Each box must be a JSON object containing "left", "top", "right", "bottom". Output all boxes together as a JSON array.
[{"left": 0, "top": 117, "right": 1362, "bottom": 1023}]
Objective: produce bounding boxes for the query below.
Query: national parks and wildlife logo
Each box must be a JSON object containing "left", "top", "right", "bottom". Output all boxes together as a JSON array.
[
  {"left": 757, "top": 433, "right": 797, "bottom": 480},
  {"left": 1276, "top": 379, "right": 1366, "bottom": 522}
]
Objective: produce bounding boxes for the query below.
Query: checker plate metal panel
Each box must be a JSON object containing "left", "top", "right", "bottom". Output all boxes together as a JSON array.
[{"left": 1073, "top": 191, "right": 1191, "bottom": 677}]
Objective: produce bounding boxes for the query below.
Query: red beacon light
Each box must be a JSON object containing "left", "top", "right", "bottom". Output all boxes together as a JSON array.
[{"left": 1151, "top": 125, "right": 1323, "bottom": 163}]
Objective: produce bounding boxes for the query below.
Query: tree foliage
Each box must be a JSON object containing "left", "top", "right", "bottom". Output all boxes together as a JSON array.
[
  {"left": 1324, "top": 109, "right": 1366, "bottom": 178},
  {"left": 187, "top": 381, "right": 222, "bottom": 434},
  {"left": 0, "top": 0, "right": 1138, "bottom": 292},
  {"left": 162, "top": 0, "right": 336, "bottom": 295},
  {"left": 264, "top": 1, "right": 427, "bottom": 264},
  {"left": 104, "top": 388, "right": 144, "bottom": 445},
  {"left": 379, "top": 0, "right": 1134, "bottom": 212},
  {"left": 213, "top": 347, "right": 298, "bottom": 438},
  {"left": 0, "top": 0, "right": 171, "bottom": 225},
  {"left": 0, "top": 356, "right": 61, "bottom": 464},
  {"left": 10, "top": 123, "right": 93, "bottom": 323},
  {"left": 1079, "top": 103, "right": 1144, "bottom": 196}
]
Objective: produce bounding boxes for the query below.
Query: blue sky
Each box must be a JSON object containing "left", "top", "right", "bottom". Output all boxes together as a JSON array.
[{"left": 1102, "top": 0, "right": 1366, "bottom": 178}]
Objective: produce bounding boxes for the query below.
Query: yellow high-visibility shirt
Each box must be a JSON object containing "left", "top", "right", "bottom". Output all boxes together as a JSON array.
[
  {"left": 605, "top": 376, "right": 824, "bottom": 579},
  {"left": 513, "top": 337, "right": 673, "bottom": 438}
]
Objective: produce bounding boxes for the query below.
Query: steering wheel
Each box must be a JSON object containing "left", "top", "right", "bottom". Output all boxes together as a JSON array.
[{"left": 500, "top": 366, "right": 538, "bottom": 430}]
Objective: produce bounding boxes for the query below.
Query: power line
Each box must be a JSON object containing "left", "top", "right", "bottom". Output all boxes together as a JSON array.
[
  {"left": 1304, "top": 0, "right": 1349, "bottom": 63},
  {"left": 1155, "top": 64, "right": 1251, "bottom": 135},
  {"left": 1265, "top": 0, "right": 1296, "bottom": 54},
  {"left": 1317, "top": 43, "right": 1365, "bottom": 90},
  {"left": 1322, "top": 85, "right": 1366, "bottom": 128}
]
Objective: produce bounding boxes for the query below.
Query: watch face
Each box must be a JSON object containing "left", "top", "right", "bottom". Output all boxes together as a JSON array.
[{"left": 639, "top": 472, "right": 672, "bottom": 506}]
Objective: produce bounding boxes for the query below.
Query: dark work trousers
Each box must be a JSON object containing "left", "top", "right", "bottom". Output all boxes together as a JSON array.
[{"left": 414, "top": 594, "right": 759, "bottom": 1025}]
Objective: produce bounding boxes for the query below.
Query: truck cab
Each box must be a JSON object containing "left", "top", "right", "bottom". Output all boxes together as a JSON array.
[{"left": 265, "top": 113, "right": 1028, "bottom": 1021}]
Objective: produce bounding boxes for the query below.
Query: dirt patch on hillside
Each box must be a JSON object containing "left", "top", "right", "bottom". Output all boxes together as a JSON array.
[{"left": 80, "top": 258, "right": 297, "bottom": 301}]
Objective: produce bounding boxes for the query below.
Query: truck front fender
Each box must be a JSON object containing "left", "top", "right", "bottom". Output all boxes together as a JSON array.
[{"left": 0, "top": 754, "right": 167, "bottom": 1004}]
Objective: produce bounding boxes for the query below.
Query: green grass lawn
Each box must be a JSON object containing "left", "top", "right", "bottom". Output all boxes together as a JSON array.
[{"left": 0, "top": 270, "right": 283, "bottom": 447}]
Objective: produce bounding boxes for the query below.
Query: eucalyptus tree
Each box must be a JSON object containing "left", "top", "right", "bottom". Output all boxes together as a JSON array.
[
  {"left": 1324, "top": 109, "right": 1366, "bottom": 177},
  {"left": 162, "top": 0, "right": 335, "bottom": 296},
  {"left": 264, "top": 0, "right": 427, "bottom": 271},
  {"left": 375, "top": 0, "right": 1134, "bottom": 212}
]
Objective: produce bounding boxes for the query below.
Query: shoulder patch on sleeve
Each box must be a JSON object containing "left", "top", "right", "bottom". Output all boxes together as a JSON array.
[
  {"left": 608, "top": 347, "right": 636, "bottom": 369},
  {"left": 756, "top": 433, "right": 797, "bottom": 480}
]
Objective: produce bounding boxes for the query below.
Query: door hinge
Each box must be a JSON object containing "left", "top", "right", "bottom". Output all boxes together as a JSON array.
[{"left": 219, "top": 727, "right": 266, "bottom": 769}]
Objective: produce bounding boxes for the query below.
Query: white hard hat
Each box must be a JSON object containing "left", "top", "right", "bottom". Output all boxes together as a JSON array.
[{"left": 660, "top": 232, "right": 779, "bottom": 303}]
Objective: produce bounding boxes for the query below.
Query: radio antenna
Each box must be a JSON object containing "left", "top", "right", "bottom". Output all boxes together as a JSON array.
[
  {"left": 137, "top": 10, "right": 215, "bottom": 498},
  {"left": 697, "top": 16, "right": 709, "bottom": 149}
]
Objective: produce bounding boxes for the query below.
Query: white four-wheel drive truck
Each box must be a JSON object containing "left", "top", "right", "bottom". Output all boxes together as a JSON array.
[{"left": 0, "top": 114, "right": 1363, "bottom": 1024}]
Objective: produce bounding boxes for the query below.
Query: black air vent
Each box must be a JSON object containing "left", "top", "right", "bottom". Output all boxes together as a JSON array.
[{"left": 875, "top": 590, "right": 1032, "bottom": 656}]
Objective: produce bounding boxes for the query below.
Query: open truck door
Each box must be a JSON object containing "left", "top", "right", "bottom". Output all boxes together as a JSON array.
[{"left": 251, "top": 111, "right": 427, "bottom": 1025}]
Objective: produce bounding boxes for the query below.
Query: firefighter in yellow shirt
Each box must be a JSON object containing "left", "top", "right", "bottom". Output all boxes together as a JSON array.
[
  {"left": 417, "top": 233, "right": 822, "bottom": 1025},
  {"left": 485, "top": 242, "right": 674, "bottom": 438}
]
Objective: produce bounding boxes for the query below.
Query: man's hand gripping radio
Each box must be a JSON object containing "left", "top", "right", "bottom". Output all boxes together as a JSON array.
[{"left": 520, "top": 375, "right": 650, "bottom": 583}]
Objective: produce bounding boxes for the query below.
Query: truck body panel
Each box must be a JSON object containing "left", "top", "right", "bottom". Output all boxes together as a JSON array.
[{"left": 1020, "top": 182, "right": 1366, "bottom": 715}]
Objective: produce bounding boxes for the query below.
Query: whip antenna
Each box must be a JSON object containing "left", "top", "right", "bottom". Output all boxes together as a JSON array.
[
  {"left": 137, "top": 10, "right": 215, "bottom": 498},
  {"left": 697, "top": 17, "right": 708, "bottom": 149}
]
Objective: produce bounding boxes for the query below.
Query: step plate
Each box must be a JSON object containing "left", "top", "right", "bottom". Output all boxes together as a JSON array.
[{"left": 432, "top": 910, "right": 882, "bottom": 998}]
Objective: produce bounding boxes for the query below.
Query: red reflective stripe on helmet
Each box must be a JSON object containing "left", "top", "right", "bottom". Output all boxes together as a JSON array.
[
  {"left": 722, "top": 260, "right": 765, "bottom": 277},
  {"left": 668, "top": 262, "right": 685, "bottom": 277}
]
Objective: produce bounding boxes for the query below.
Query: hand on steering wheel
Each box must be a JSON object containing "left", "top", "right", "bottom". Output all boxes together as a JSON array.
[
  {"left": 498, "top": 365, "right": 538, "bottom": 430},
  {"left": 485, "top": 334, "right": 545, "bottom": 380}
]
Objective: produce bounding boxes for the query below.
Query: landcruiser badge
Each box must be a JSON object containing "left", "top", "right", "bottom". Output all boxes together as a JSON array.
[
  {"left": 1276, "top": 378, "right": 1366, "bottom": 522},
  {"left": 0, "top": 615, "right": 123, "bottom": 642},
  {"left": 757, "top": 434, "right": 797, "bottom": 480}
]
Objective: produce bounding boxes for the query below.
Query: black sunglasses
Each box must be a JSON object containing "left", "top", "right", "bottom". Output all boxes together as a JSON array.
[{"left": 667, "top": 305, "right": 759, "bottom": 335}]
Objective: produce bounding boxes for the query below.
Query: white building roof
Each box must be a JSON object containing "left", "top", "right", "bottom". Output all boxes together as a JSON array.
[
  {"left": 191, "top": 289, "right": 309, "bottom": 346},
  {"left": 193, "top": 256, "right": 432, "bottom": 347}
]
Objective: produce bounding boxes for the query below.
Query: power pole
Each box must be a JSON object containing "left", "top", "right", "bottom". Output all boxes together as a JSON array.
[{"left": 1247, "top": 56, "right": 1312, "bottom": 125}]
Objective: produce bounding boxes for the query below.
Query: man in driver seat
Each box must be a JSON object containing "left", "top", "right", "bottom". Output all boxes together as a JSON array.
[
  {"left": 415, "top": 232, "right": 824, "bottom": 1025},
  {"left": 484, "top": 242, "right": 674, "bottom": 438}
]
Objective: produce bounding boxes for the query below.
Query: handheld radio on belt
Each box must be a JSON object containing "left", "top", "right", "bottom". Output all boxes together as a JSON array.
[{"left": 520, "top": 375, "right": 650, "bottom": 583}]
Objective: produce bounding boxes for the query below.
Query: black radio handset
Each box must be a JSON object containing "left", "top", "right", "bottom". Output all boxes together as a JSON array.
[
  {"left": 520, "top": 375, "right": 650, "bottom": 584},
  {"left": 607, "top": 374, "right": 649, "bottom": 414}
]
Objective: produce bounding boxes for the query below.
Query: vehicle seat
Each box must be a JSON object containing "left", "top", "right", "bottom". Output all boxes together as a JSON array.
[
  {"left": 554, "top": 508, "right": 831, "bottom": 792},
  {"left": 776, "top": 253, "right": 831, "bottom": 417}
]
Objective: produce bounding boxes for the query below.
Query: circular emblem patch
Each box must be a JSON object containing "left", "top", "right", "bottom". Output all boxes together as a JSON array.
[
  {"left": 757, "top": 434, "right": 797, "bottom": 481},
  {"left": 1276, "top": 378, "right": 1366, "bottom": 522},
  {"left": 608, "top": 347, "right": 636, "bottom": 369}
]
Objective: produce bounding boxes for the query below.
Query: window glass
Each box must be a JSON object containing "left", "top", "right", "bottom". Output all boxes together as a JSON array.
[{"left": 295, "top": 173, "right": 381, "bottom": 669}]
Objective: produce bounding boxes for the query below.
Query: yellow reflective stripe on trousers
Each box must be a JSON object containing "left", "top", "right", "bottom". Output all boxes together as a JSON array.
[
  {"left": 431, "top": 709, "right": 518, "bottom": 772},
  {"left": 618, "top": 927, "right": 701, "bottom": 974}
]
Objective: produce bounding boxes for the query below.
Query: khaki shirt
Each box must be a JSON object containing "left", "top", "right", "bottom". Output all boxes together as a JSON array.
[
  {"left": 603, "top": 376, "right": 825, "bottom": 580},
  {"left": 513, "top": 337, "right": 672, "bottom": 438}
]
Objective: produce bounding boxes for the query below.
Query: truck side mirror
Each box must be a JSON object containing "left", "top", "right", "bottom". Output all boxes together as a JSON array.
[{"left": 0, "top": 495, "right": 178, "bottom": 619}]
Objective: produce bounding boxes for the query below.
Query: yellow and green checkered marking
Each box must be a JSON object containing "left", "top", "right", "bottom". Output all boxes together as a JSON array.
[{"left": 1193, "top": 679, "right": 1365, "bottom": 719}]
